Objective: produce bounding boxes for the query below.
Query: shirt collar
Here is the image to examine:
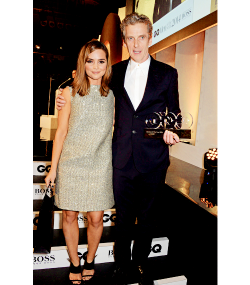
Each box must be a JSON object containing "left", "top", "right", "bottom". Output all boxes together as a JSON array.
[{"left": 129, "top": 55, "right": 151, "bottom": 76}]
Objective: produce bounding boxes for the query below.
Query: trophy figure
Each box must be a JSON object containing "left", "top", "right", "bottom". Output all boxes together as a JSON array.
[{"left": 144, "top": 112, "right": 192, "bottom": 139}]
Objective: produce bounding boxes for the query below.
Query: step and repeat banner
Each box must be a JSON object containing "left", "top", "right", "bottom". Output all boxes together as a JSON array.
[
  {"left": 33, "top": 237, "right": 169, "bottom": 270},
  {"left": 33, "top": 207, "right": 116, "bottom": 230},
  {"left": 153, "top": 275, "right": 187, "bottom": 285},
  {"left": 33, "top": 161, "right": 51, "bottom": 176},
  {"left": 33, "top": 180, "right": 116, "bottom": 230},
  {"left": 33, "top": 162, "right": 177, "bottom": 284}
]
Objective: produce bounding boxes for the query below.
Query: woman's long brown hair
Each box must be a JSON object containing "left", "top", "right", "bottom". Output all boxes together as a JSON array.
[{"left": 72, "top": 40, "right": 112, "bottom": 97}]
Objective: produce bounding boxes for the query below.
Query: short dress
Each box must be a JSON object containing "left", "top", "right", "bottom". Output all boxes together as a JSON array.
[{"left": 55, "top": 85, "right": 114, "bottom": 212}]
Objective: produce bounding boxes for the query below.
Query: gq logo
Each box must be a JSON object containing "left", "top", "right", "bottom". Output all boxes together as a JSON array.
[
  {"left": 151, "top": 244, "right": 162, "bottom": 253},
  {"left": 33, "top": 216, "right": 39, "bottom": 227},
  {"left": 103, "top": 213, "right": 116, "bottom": 223},
  {"left": 77, "top": 251, "right": 97, "bottom": 260},
  {"left": 37, "top": 165, "right": 51, "bottom": 173},
  {"left": 154, "top": 29, "right": 159, "bottom": 37}
]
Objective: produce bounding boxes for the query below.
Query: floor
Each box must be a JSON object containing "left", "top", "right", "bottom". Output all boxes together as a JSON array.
[
  {"left": 33, "top": 256, "right": 183, "bottom": 285},
  {"left": 33, "top": 184, "right": 217, "bottom": 285}
]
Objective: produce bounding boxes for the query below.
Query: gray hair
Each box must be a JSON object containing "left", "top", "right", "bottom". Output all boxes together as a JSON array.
[{"left": 120, "top": 12, "right": 153, "bottom": 40}]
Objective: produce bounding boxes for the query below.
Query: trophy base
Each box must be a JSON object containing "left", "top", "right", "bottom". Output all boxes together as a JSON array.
[{"left": 144, "top": 128, "right": 191, "bottom": 139}]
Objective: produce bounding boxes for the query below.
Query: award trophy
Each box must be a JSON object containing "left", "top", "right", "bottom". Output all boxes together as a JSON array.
[{"left": 144, "top": 112, "right": 192, "bottom": 139}]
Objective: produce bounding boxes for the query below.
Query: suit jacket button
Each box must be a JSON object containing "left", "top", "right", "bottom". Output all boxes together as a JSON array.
[{"left": 132, "top": 130, "right": 137, "bottom": 134}]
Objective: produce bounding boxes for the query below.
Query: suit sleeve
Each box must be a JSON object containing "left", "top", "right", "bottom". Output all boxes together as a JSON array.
[
  {"left": 109, "top": 64, "right": 118, "bottom": 94},
  {"left": 166, "top": 68, "right": 181, "bottom": 115}
]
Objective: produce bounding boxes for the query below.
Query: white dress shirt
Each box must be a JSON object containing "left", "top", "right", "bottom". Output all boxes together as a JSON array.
[{"left": 124, "top": 55, "right": 151, "bottom": 110}]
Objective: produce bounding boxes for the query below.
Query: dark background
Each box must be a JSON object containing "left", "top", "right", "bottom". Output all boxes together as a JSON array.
[
  {"left": 33, "top": 0, "right": 126, "bottom": 79},
  {"left": 33, "top": 0, "right": 126, "bottom": 157}
]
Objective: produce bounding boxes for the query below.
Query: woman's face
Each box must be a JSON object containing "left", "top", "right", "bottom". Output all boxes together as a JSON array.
[{"left": 85, "top": 49, "right": 107, "bottom": 85}]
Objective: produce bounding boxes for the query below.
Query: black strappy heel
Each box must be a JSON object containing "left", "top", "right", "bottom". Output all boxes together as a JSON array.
[
  {"left": 82, "top": 251, "right": 95, "bottom": 282},
  {"left": 69, "top": 261, "right": 82, "bottom": 285}
]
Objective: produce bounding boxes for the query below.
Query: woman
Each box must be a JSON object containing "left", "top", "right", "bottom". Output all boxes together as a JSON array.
[{"left": 45, "top": 40, "right": 114, "bottom": 284}]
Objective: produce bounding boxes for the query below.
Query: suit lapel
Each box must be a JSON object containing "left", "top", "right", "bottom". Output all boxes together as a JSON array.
[
  {"left": 116, "top": 59, "right": 128, "bottom": 87},
  {"left": 115, "top": 57, "right": 163, "bottom": 112},
  {"left": 136, "top": 57, "right": 161, "bottom": 112},
  {"left": 116, "top": 59, "right": 135, "bottom": 111}
]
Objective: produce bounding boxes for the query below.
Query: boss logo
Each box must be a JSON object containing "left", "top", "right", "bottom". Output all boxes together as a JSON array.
[
  {"left": 78, "top": 216, "right": 88, "bottom": 223},
  {"left": 37, "top": 165, "right": 51, "bottom": 173},
  {"left": 34, "top": 188, "right": 49, "bottom": 194},
  {"left": 154, "top": 29, "right": 159, "bottom": 37},
  {"left": 108, "top": 249, "right": 114, "bottom": 257},
  {"left": 103, "top": 213, "right": 116, "bottom": 223},
  {"left": 151, "top": 244, "right": 162, "bottom": 253},
  {"left": 33, "top": 255, "right": 55, "bottom": 263}
]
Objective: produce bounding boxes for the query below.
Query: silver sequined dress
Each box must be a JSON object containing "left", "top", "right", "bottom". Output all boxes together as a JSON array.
[{"left": 55, "top": 85, "right": 114, "bottom": 212}]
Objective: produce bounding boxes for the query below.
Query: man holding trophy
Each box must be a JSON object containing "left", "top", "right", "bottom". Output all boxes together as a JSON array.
[
  {"left": 56, "top": 12, "right": 182, "bottom": 285},
  {"left": 110, "top": 13, "right": 180, "bottom": 285}
]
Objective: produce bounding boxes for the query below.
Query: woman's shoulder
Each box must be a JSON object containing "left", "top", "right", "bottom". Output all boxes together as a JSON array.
[
  {"left": 62, "top": 86, "right": 72, "bottom": 101},
  {"left": 63, "top": 86, "right": 71, "bottom": 94},
  {"left": 108, "top": 88, "right": 114, "bottom": 97}
]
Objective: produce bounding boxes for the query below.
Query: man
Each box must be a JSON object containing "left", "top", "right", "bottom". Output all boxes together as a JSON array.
[
  {"left": 110, "top": 13, "right": 180, "bottom": 285},
  {"left": 56, "top": 13, "right": 180, "bottom": 285}
]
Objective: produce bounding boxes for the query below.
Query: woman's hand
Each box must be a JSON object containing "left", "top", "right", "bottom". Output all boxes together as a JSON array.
[{"left": 45, "top": 170, "right": 56, "bottom": 187}]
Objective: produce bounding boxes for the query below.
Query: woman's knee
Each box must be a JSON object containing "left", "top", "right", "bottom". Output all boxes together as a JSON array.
[
  {"left": 87, "top": 211, "right": 103, "bottom": 228},
  {"left": 63, "top": 210, "right": 79, "bottom": 224}
]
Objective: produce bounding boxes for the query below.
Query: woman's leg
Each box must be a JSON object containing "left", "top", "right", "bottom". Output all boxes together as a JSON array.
[
  {"left": 82, "top": 210, "right": 104, "bottom": 280},
  {"left": 62, "top": 210, "right": 81, "bottom": 284}
]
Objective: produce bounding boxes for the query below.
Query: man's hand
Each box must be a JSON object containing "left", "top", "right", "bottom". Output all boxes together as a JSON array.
[
  {"left": 56, "top": 88, "right": 67, "bottom": 110},
  {"left": 163, "top": 130, "right": 180, "bottom": 146}
]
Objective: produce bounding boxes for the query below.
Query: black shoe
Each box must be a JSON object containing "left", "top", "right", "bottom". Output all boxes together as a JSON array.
[
  {"left": 137, "top": 265, "right": 154, "bottom": 285},
  {"left": 82, "top": 251, "right": 95, "bottom": 283},
  {"left": 111, "top": 266, "right": 128, "bottom": 285},
  {"left": 69, "top": 260, "right": 82, "bottom": 285}
]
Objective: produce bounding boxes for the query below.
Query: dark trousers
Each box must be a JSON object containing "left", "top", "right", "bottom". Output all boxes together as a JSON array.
[{"left": 113, "top": 156, "right": 168, "bottom": 267}]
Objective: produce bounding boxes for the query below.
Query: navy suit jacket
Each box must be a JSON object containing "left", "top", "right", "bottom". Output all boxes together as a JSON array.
[{"left": 110, "top": 56, "right": 181, "bottom": 173}]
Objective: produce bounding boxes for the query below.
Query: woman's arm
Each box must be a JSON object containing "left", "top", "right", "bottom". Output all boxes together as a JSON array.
[
  {"left": 45, "top": 87, "right": 71, "bottom": 187},
  {"left": 113, "top": 97, "right": 115, "bottom": 126}
]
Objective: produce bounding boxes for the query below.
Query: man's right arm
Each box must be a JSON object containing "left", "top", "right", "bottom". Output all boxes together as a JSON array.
[{"left": 56, "top": 88, "right": 67, "bottom": 110}]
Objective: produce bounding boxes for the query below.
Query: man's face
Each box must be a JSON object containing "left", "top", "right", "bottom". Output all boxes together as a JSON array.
[{"left": 124, "top": 23, "right": 152, "bottom": 64}]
